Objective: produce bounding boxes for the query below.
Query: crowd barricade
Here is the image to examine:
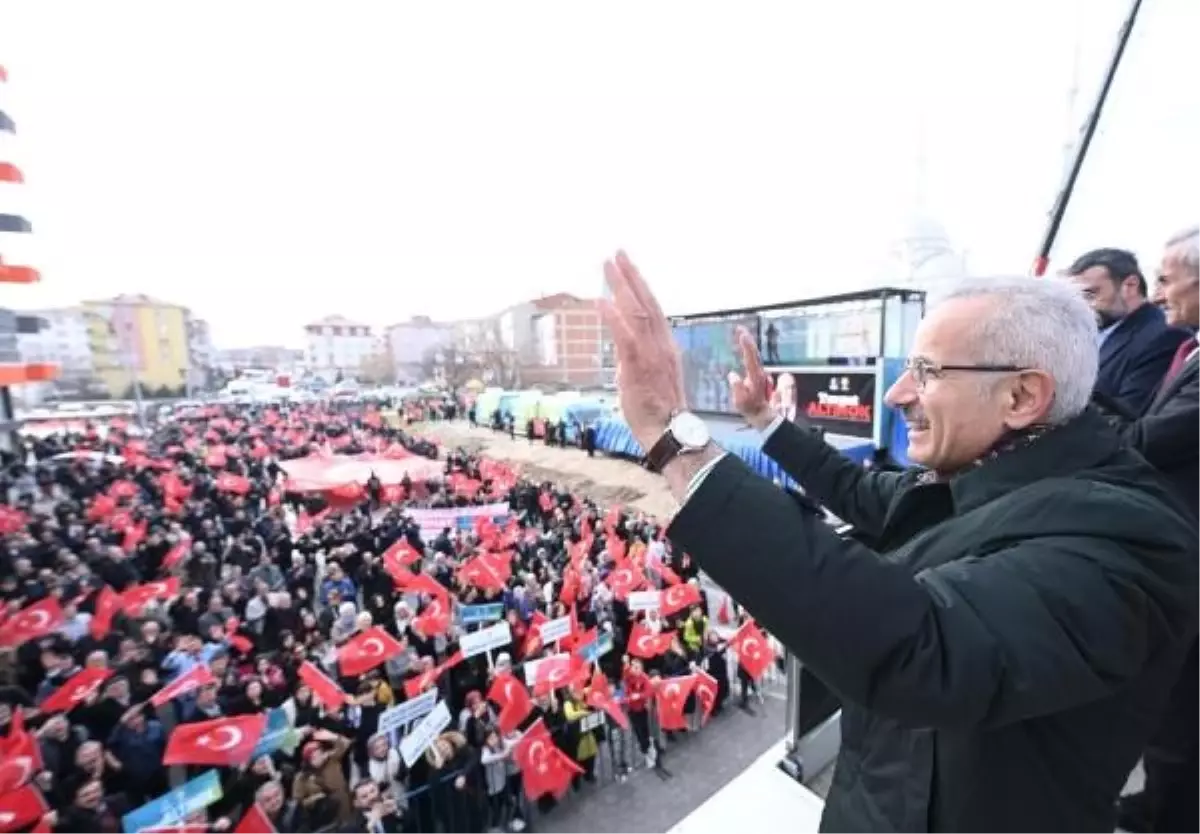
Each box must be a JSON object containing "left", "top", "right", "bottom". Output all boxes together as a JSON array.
[{"left": 386, "top": 768, "right": 537, "bottom": 834}]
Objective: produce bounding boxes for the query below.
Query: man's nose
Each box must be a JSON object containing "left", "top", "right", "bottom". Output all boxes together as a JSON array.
[{"left": 884, "top": 372, "right": 917, "bottom": 409}]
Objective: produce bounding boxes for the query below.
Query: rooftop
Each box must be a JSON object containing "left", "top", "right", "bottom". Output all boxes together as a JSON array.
[
  {"left": 305, "top": 314, "right": 372, "bottom": 329},
  {"left": 83, "top": 293, "right": 187, "bottom": 309}
]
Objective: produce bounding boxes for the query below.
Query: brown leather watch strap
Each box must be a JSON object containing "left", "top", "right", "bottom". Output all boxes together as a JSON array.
[{"left": 645, "top": 430, "right": 683, "bottom": 473}]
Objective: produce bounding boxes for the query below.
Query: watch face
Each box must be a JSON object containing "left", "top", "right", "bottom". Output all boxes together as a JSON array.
[{"left": 670, "top": 412, "right": 710, "bottom": 448}]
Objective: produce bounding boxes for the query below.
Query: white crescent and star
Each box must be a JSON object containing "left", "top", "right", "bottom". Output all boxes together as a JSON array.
[
  {"left": 198, "top": 726, "right": 243, "bottom": 752},
  {"left": 664, "top": 682, "right": 681, "bottom": 701},
  {"left": 361, "top": 638, "right": 385, "bottom": 657},
  {"left": 20, "top": 609, "right": 51, "bottom": 630},
  {"left": 0, "top": 756, "right": 33, "bottom": 789},
  {"left": 665, "top": 587, "right": 686, "bottom": 609},
  {"left": 635, "top": 634, "right": 652, "bottom": 654},
  {"left": 528, "top": 739, "right": 549, "bottom": 773}
]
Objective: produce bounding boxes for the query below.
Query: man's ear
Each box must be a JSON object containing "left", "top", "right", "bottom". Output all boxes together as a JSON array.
[{"left": 1004, "top": 370, "right": 1055, "bottom": 429}]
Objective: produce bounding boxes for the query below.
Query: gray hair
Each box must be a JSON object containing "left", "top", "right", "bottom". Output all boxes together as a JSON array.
[
  {"left": 1165, "top": 225, "right": 1199, "bottom": 277},
  {"left": 935, "top": 276, "right": 1098, "bottom": 425}
]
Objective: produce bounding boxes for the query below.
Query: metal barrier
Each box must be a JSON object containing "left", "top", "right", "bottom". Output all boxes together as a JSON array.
[
  {"left": 779, "top": 651, "right": 841, "bottom": 785},
  {"left": 394, "top": 767, "right": 486, "bottom": 833}
]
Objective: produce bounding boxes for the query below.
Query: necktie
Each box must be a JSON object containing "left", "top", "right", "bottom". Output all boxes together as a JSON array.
[{"left": 1164, "top": 338, "right": 1197, "bottom": 385}]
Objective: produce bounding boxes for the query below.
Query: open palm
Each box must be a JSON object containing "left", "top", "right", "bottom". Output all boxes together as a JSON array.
[{"left": 728, "top": 326, "right": 773, "bottom": 430}]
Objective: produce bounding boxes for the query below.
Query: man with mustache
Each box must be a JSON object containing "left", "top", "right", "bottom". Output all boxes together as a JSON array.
[
  {"left": 1101, "top": 225, "right": 1199, "bottom": 834},
  {"left": 600, "top": 251, "right": 1196, "bottom": 833},
  {"left": 1067, "top": 247, "right": 1188, "bottom": 415}
]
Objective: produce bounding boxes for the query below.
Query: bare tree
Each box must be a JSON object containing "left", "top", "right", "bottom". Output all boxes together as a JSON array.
[{"left": 359, "top": 350, "right": 397, "bottom": 385}]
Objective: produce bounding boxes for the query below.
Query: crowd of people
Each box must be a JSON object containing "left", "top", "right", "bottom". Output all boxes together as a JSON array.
[{"left": 0, "top": 400, "right": 776, "bottom": 834}]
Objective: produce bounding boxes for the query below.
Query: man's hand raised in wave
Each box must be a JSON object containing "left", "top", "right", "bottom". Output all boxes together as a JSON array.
[{"left": 727, "top": 325, "right": 774, "bottom": 431}]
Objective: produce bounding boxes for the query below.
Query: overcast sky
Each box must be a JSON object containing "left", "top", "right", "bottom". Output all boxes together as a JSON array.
[{"left": 1, "top": 0, "right": 1195, "bottom": 347}]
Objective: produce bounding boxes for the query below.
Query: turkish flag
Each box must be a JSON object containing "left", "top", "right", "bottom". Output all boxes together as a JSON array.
[
  {"left": 716, "top": 595, "right": 733, "bottom": 625},
  {"left": 402, "top": 650, "right": 464, "bottom": 700},
  {"left": 164, "top": 713, "right": 267, "bottom": 767},
  {"left": 382, "top": 538, "right": 422, "bottom": 571},
  {"left": 233, "top": 802, "right": 278, "bottom": 834},
  {"left": 0, "top": 709, "right": 43, "bottom": 793},
  {"left": 730, "top": 620, "right": 775, "bottom": 682},
  {"left": 216, "top": 473, "right": 251, "bottom": 495},
  {"left": 656, "top": 562, "right": 683, "bottom": 587},
  {"left": 162, "top": 536, "right": 192, "bottom": 570},
  {"left": 584, "top": 671, "right": 630, "bottom": 731},
  {"left": 605, "top": 563, "right": 644, "bottom": 600},
  {"left": 0, "top": 597, "right": 65, "bottom": 647},
  {"left": 627, "top": 623, "right": 674, "bottom": 659},
  {"left": 655, "top": 675, "right": 696, "bottom": 731},
  {"left": 487, "top": 672, "right": 533, "bottom": 735},
  {"left": 514, "top": 719, "right": 582, "bottom": 800},
  {"left": 120, "top": 576, "right": 181, "bottom": 616},
  {"left": 406, "top": 573, "right": 450, "bottom": 602},
  {"left": 659, "top": 582, "right": 702, "bottom": 618},
  {"left": 532, "top": 653, "right": 589, "bottom": 698},
  {"left": 39, "top": 667, "right": 113, "bottom": 714},
  {"left": 692, "top": 670, "right": 720, "bottom": 725},
  {"left": 0, "top": 784, "right": 49, "bottom": 833},
  {"left": 89, "top": 586, "right": 120, "bottom": 640},
  {"left": 150, "top": 664, "right": 216, "bottom": 707},
  {"left": 522, "top": 611, "right": 549, "bottom": 657},
  {"left": 122, "top": 518, "right": 149, "bottom": 552},
  {"left": 338, "top": 626, "right": 404, "bottom": 677},
  {"left": 412, "top": 595, "right": 452, "bottom": 638},
  {"left": 459, "top": 557, "right": 505, "bottom": 593},
  {"left": 298, "top": 661, "right": 348, "bottom": 710}
]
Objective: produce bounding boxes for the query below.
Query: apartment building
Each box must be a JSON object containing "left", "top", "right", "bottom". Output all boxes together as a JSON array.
[
  {"left": 83, "top": 294, "right": 191, "bottom": 396},
  {"left": 303, "top": 315, "right": 375, "bottom": 380},
  {"left": 522, "top": 293, "right": 604, "bottom": 388},
  {"left": 16, "top": 306, "right": 95, "bottom": 387},
  {"left": 384, "top": 316, "right": 454, "bottom": 384}
]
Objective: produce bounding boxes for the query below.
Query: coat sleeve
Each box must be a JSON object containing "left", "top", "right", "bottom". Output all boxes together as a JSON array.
[
  {"left": 760, "top": 419, "right": 907, "bottom": 537},
  {"left": 1122, "top": 369, "right": 1199, "bottom": 470},
  {"left": 667, "top": 455, "right": 1163, "bottom": 729},
  {"left": 1113, "top": 327, "right": 1189, "bottom": 415}
]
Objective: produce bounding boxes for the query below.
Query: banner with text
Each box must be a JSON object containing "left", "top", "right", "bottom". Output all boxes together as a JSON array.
[{"left": 408, "top": 503, "right": 511, "bottom": 539}]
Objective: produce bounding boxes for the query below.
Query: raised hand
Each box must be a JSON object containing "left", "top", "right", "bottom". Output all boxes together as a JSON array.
[
  {"left": 727, "top": 326, "right": 774, "bottom": 430},
  {"left": 597, "top": 251, "right": 687, "bottom": 452}
]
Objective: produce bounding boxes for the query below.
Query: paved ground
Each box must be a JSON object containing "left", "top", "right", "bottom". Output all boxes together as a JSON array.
[{"left": 535, "top": 688, "right": 788, "bottom": 833}]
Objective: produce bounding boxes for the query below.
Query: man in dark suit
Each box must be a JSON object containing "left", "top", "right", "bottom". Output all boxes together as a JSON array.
[
  {"left": 1110, "top": 226, "right": 1199, "bottom": 834},
  {"left": 1068, "top": 247, "right": 1189, "bottom": 415},
  {"left": 599, "top": 251, "right": 1196, "bottom": 832}
]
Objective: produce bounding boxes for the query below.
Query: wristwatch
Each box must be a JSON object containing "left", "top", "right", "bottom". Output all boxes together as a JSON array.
[{"left": 645, "top": 411, "right": 711, "bottom": 472}]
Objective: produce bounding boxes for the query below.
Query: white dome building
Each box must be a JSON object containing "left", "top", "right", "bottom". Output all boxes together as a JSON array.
[{"left": 878, "top": 214, "right": 967, "bottom": 306}]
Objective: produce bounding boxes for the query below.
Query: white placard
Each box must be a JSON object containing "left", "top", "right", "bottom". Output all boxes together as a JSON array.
[
  {"left": 580, "top": 711, "right": 606, "bottom": 733},
  {"left": 377, "top": 687, "right": 437, "bottom": 736},
  {"left": 399, "top": 700, "right": 452, "bottom": 767},
  {"left": 539, "top": 615, "right": 572, "bottom": 644},
  {"left": 627, "top": 590, "right": 660, "bottom": 612},
  {"left": 459, "top": 621, "right": 512, "bottom": 659},
  {"left": 523, "top": 652, "right": 569, "bottom": 686}
]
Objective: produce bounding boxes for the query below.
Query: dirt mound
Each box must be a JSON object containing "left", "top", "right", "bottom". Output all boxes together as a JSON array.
[{"left": 414, "top": 422, "right": 679, "bottom": 519}]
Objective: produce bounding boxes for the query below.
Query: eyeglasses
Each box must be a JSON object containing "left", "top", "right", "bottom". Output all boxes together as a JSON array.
[{"left": 903, "top": 357, "right": 1029, "bottom": 390}]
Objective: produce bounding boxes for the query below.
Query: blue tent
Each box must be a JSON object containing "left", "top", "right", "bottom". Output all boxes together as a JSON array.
[{"left": 594, "top": 414, "right": 875, "bottom": 484}]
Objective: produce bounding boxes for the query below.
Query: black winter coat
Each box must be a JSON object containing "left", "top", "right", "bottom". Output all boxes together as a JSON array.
[{"left": 669, "top": 410, "right": 1197, "bottom": 832}]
